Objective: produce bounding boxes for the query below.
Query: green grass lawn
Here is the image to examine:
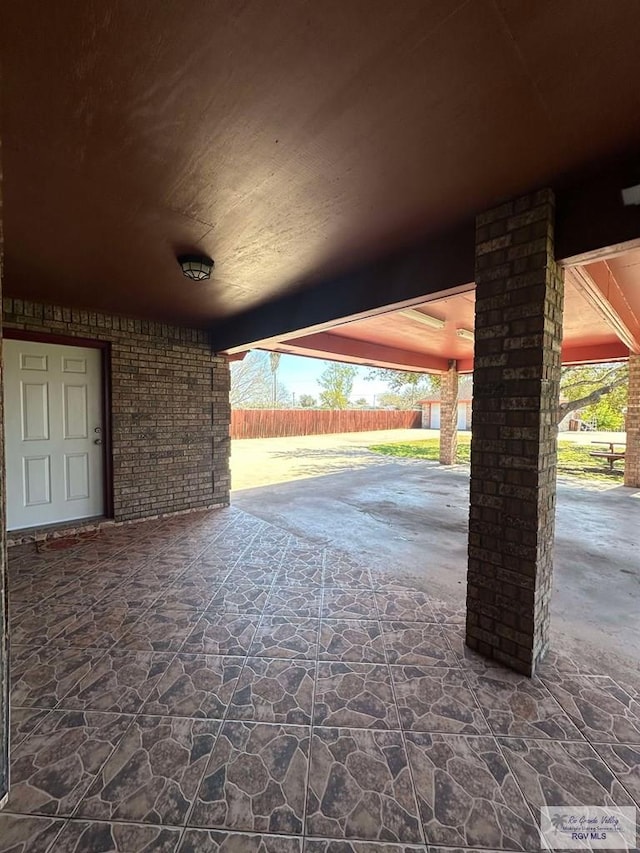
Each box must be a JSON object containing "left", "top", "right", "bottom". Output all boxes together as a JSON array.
[{"left": 369, "top": 434, "right": 625, "bottom": 482}]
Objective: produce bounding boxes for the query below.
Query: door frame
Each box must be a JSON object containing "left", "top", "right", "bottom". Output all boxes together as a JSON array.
[{"left": 3, "top": 329, "right": 114, "bottom": 520}]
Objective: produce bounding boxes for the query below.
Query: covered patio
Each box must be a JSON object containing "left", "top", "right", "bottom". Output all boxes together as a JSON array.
[
  {"left": 4, "top": 505, "right": 639, "bottom": 851},
  {"left": 2, "top": 0, "right": 640, "bottom": 849},
  {"left": 232, "top": 433, "right": 640, "bottom": 661}
]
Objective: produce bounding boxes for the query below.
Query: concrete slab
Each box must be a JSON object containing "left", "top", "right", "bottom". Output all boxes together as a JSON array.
[{"left": 232, "top": 432, "right": 640, "bottom": 663}]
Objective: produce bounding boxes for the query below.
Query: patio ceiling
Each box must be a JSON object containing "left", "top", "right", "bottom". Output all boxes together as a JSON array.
[{"left": 3, "top": 0, "right": 640, "bottom": 328}]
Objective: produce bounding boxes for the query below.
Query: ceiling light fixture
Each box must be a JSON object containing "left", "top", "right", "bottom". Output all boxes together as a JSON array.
[
  {"left": 621, "top": 184, "right": 640, "bottom": 206},
  {"left": 177, "top": 253, "right": 214, "bottom": 281},
  {"left": 398, "top": 308, "right": 446, "bottom": 330},
  {"left": 456, "top": 328, "right": 474, "bottom": 341}
]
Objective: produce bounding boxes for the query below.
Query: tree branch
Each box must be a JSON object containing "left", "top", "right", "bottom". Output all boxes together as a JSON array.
[
  {"left": 558, "top": 374, "right": 628, "bottom": 422},
  {"left": 560, "top": 365, "right": 623, "bottom": 392}
]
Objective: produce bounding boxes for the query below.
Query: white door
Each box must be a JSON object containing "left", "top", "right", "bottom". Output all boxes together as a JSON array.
[
  {"left": 3, "top": 339, "right": 105, "bottom": 530},
  {"left": 457, "top": 403, "right": 466, "bottom": 430},
  {"left": 431, "top": 403, "right": 441, "bottom": 429}
]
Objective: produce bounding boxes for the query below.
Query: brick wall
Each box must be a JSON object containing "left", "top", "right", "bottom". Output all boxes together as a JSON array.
[
  {"left": 625, "top": 354, "right": 640, "bottom": 488},
  {"left": 2, "top": 299, "right": 231, "bottom": 524},
  {"left": 466, "top": 189, "right": 564, "bottom": 676},
  {"left": 439, "top": 363, "right": 459, "bottom": 464}
]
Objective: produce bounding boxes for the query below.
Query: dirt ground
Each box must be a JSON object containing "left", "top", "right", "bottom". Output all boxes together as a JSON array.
[
  {"left": 231, "top": 428, "right": 627, "bottom": 490},
  {"left": 230, "top": 428, "right": 429, "bottom": 489},
  {"left": 232, "top": 428, "right": 640, "bottom": 673}
]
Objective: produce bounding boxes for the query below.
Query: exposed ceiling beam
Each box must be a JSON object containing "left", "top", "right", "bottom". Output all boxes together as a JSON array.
[
  {"left": 560, "top": 340, "right": 630, "bottom": 365},
  {"left": 260, "top": 335, "right": 627, "bottom": 377},
  {"left": 212, "top": 155, "right": 640, "bottom": 354},
  {"left": 211, "top": 220, "right": 476, "bottom": 353},
  {"left": 456, "top": 358, "right": 474, "bottom": 373},
  {"left": 570, "top": 262, "right": 640, "bottom": 353},
  {"left": 269, "top": 332, "right": 452, "bottom": 373},
  {"left": 555, "top": 154, "right": 640, "bottom": 264}
]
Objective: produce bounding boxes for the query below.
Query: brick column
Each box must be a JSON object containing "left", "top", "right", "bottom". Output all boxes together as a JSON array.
[
  {"left": 439, "top": 361, "right": 458, "bottom": 464},
  {"left": 466, "top": 189, "right": 564, "bottom": 676},
  {"left": 421, "top": 403, "right": 430, "bottom": 429},
  {"left": 625, "top": 355, "right": 640, "bottom": 488}
]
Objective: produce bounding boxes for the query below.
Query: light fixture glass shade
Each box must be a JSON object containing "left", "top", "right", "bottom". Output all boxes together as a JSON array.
[
  {"left": 178, "top": 254, "right": 214, "bottom": 281},
  {"left": 456, "top": 328, "right": 474, "bottom": 341},
  {"left": 398, "top": 308, "right": 446, "bottom": 330}
]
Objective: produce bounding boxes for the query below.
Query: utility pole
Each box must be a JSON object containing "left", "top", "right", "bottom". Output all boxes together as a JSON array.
[{"left": 269, "top": 352, "right": 281, "bottom": 408}]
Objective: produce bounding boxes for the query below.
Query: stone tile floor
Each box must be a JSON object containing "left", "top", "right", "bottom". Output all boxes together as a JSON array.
[{"left": 2, "top": 507, "right": 639, "bottom": 852}]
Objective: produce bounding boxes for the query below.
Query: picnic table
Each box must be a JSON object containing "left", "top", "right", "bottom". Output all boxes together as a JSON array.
[{"left": 589, "top": 441, "right": 626, "bottom": 472}]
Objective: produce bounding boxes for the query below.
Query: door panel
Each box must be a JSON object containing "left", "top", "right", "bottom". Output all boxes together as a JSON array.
[
  {"left": 21, "top": 382, "right": 50, "bottom": 440},
  {"left": 4, "top": 339, "right": 105, "bottom": 529},
  {"left": 20, "top": 352, "right": 47, "bottom": 371},
  {"left": 65, "top": 453, "right": 90, "bottom": 500},
  {"left": 23, "top": 455, "right": 51, "bottom": 505},
  {"left": 62, "top": 356, "right": 87, "bottom": 374},
  {"left": 63, "top": 384, "right": 88, "bottom": 439}
]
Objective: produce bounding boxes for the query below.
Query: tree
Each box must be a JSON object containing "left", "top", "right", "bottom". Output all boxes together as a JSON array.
[
  {"left": 230, "top": 350, "right": 291, "bottom": 408},
  {"left": 365, "top": 368, "right": 439, "bottom": 407},
  {"left": 376, "top": 391, "right": 404, "bottom": 409},
  {"left": 318, "top": 362, "right": 357, "bottom": 409},
  {"left": 558, "top": 363, "right": 628, "bottom": 428},
  {"left": 269, "top": 352, "right": 282, "bottom": 407},
  {"left": 353, "top": 398, "right": 369, "bottom": 408},
  {"left": 299, "top": 394, "right": 316, "bottom": 408}
]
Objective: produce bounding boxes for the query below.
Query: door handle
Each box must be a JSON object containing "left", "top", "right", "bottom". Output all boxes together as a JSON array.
[{"left": 94, "top": 439, "right": 103, "bottom": 445}]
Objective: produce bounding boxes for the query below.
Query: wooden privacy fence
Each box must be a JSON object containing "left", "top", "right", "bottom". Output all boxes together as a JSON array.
[{"left": 231, "top": 409, "right": 422, "bottom": 439}]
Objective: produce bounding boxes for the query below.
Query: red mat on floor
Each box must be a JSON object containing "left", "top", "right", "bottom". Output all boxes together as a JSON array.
[{"left": 36, "top": 530, "right": 102, "bottom": 551}]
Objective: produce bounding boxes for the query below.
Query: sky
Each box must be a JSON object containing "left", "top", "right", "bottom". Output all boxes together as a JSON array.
[{"left": 276, "top": 353, "right": 388, "bottom": 404}]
